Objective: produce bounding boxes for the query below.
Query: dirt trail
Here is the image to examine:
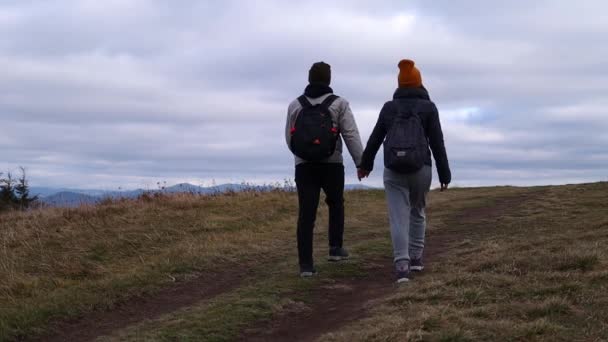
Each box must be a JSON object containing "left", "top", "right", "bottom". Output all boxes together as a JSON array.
[
  {"left": 239, "top": 191, "right": 542, "bottom": 342},
  {"left": 240, "top": 256, "right": 395, "bottom": 342},
  {"left": 29, "top": 267, "right": 248, "bottom": 342},
  {"left": 29, "top": 191, "right": 541, "bottom": 342}
]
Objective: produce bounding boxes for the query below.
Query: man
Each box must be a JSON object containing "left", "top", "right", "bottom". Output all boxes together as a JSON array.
[
  {"left": 285, "top": 61, "right": 364, "bottom": 277},
  {"left": 358, "top": 59, "right": 451, "bottom": 283}
]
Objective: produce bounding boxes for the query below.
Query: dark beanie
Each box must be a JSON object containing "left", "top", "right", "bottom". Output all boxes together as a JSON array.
[{"left": 308, "top": 62, "right": 331, "bottom": 85}]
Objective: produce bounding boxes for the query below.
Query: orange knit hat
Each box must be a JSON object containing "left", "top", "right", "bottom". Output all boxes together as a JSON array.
[{"left": 398, "top": 59, "right": 422, "bottom": 88}]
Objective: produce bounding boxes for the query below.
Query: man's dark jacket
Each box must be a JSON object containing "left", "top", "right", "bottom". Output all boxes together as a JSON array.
[{"left": 360, "top": 87, "right": 451, "bottom": 184}]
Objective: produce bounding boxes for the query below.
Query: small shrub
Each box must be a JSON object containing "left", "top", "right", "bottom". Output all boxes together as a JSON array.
[{"left": 1, "top": 167, "right": 38, "bottom": 212}]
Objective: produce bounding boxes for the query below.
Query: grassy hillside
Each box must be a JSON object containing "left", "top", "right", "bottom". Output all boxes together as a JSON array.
[
  {"left": 322, "top": 183, "right": 608, "bottom": 341},
  {"left": 0, "top": 183, "right": 606, "bottom": 341}
]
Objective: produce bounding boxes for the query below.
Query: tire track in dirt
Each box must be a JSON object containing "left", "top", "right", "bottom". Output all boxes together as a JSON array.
[
  {"left": 26, "top": 266, "right": 249, "bottom": 342},
  {"left": 239, "top": 258, "right": 394, "bottom": 342},
  {"left": 239, "top": 190, "right": 544, "bottom": 342}
]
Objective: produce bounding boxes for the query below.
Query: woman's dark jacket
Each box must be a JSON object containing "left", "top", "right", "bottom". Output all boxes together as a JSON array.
[{"left": 360, "top": 87, "right": 451, "bottom": 184}]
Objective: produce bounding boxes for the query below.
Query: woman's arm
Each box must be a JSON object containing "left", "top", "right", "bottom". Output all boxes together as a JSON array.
[{"left": 427, "top": 103, "right": 451, "bottom": 185}]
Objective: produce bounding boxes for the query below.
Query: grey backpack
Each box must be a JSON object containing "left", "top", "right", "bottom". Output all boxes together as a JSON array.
[{"left": 383, "top": 101, "right": 428, "bottom": 173}]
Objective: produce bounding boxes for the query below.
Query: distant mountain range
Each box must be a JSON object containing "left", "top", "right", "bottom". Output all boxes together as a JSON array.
[
  {"left": 32, "top": 183, "right": 374, "bottom": 207},
  {"left": 41, "top": 191, "right": 101, "bottom": 207}
]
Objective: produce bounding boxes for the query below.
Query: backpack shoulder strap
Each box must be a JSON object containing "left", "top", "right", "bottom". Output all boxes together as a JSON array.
[
  {"left": 391, "top": 100, "right": 400, "bottom": 114},
  {"left": 297, "top": 95, "right": 312, "bottom": 108},
  {"left": 321, "top": 95, "right": 339, "bottom": 110},
  {"left": 393, "top": 100, "right": 406, "bottom": 119},
  {"left": 394, "top": 100, "right": 420, "bottom": 118},
  {"left": 410, "top": 101, "right": 420, "bottom": 117}
]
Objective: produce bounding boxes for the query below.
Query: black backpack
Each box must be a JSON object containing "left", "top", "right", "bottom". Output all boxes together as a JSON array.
[
  {"left": 383, "top": 101, "right": 428, "bottom": 173},
  {"left": 290, "top": 95, "right": 340, "bottom": 161}
]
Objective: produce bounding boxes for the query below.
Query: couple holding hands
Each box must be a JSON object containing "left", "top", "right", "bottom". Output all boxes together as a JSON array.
[{"left": 286, "top": 59, "right": 451, "bottom": 283}]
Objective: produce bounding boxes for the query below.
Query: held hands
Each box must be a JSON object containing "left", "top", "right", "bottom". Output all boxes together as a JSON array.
[
  {"left": 356, "top": 167, "right": 449, "bottom": 190},
  {"left": 357, "top": 168, "right": 370, "bottom": 181}
]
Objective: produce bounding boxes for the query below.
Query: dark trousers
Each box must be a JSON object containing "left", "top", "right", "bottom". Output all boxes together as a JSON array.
[{"left": 295, "top": 163, "right": 345, "bottom": 268}]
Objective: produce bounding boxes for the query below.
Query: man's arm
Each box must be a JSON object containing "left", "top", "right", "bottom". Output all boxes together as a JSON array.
[
  {"left": 338, "top": 100, "right": 364, "bottom": 167},
  {"left": 359, "top": 102, "right": 390, "bottom": 172},
  {"left": 285, "top": 101, "right": 297, "bottom": 151}
]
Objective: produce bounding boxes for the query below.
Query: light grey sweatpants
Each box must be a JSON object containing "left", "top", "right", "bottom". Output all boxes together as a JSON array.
[{"left": 383, "top": 166, "right": 432, "bottom": 263}]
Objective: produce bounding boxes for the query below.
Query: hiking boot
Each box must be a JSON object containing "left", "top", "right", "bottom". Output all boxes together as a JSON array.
[
  {"left": 328, "top": 247, "right": 349, "bottom": 261},
  {"left": 299, "top": 265, "right": 317, "bottom": 278},
  {"left": 410, "top": 258, "right": 424, "bottom": 272},
  {"left": 395, "top": 259, "right": 410, "bottom": 284}
]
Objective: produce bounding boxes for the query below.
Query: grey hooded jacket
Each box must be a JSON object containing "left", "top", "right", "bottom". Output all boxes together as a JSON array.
[{"left": 285, "top": 93, "right": 363, "bottom": 166}]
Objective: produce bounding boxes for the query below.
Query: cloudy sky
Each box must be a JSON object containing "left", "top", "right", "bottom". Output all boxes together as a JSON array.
[{"left": 1, "top": 0, "right": 607, "bottom": 189}]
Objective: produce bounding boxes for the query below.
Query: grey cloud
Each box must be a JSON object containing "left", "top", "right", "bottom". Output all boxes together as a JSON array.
[{"left": 1, "top": 0, "right": 607, "bottom": 189}]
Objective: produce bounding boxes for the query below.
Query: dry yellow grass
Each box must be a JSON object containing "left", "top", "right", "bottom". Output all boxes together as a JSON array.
[
  {"left": 0, "top": 191, "right": 303, "bottom": 340},
  {"left": 320, "top": 183, "right": 608, "bottom": 341}
]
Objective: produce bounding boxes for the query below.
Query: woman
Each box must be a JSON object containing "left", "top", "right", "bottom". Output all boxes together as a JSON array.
[{"left": 358, "top": 59, "right": 451, "bottom": 283}]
